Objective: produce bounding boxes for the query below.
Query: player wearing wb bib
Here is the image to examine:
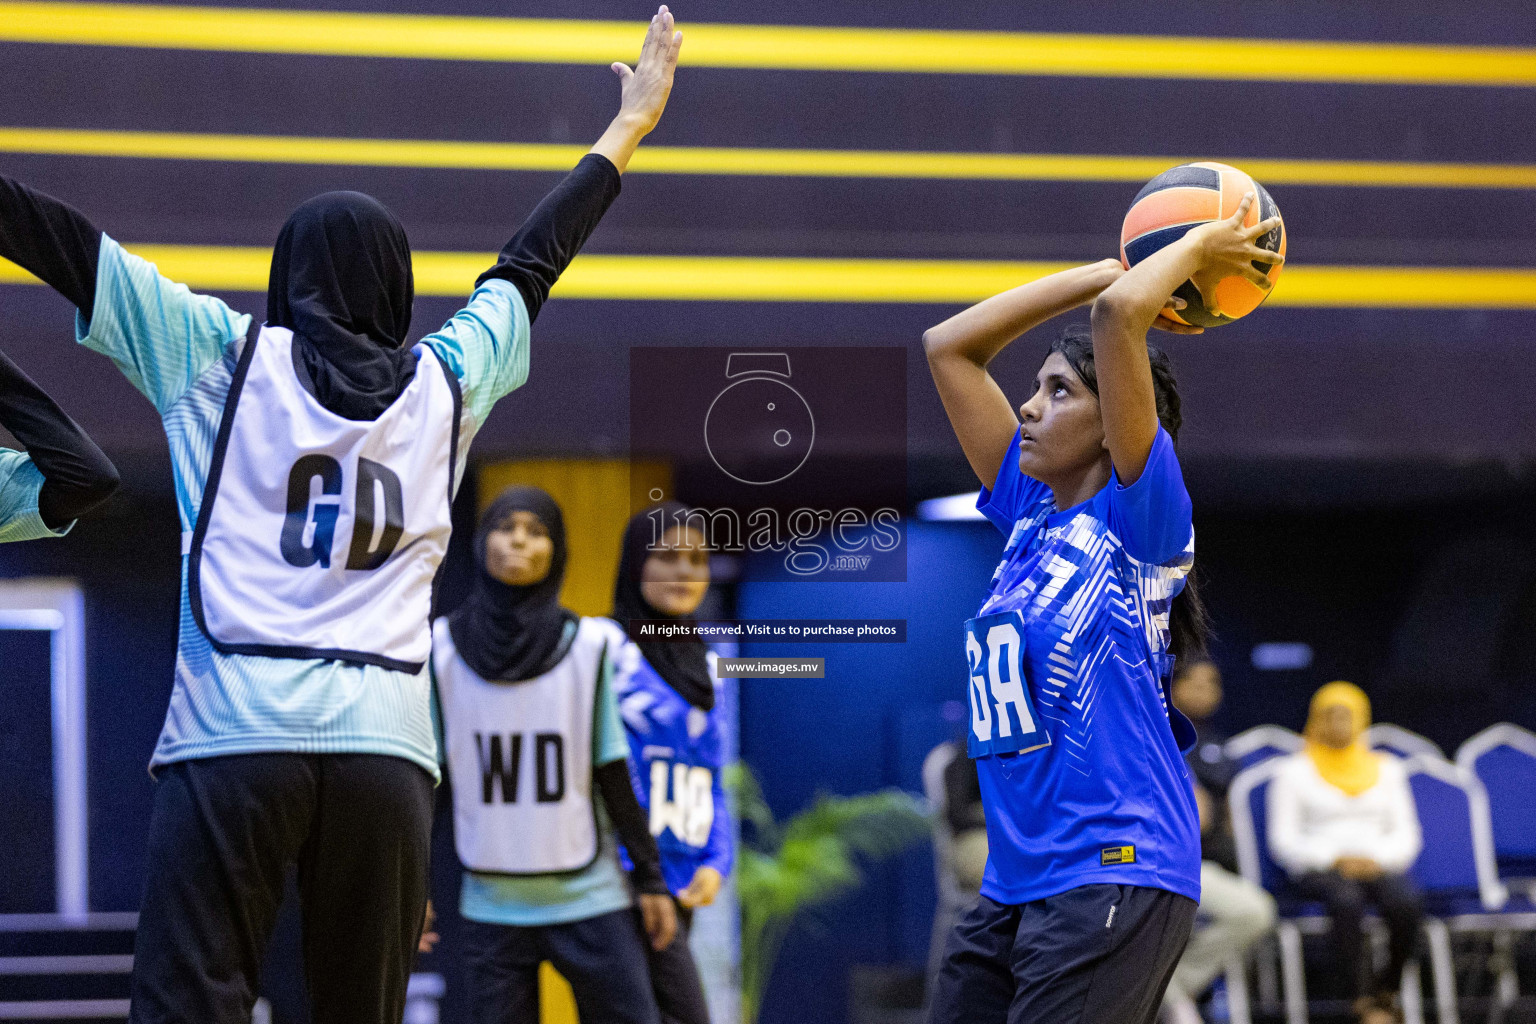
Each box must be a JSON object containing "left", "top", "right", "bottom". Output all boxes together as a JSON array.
[
  {"left": 435, "top": 488, "right": 675, "bottom": 1024},
  {"left": 0, "top": 13, "right": 682, "bottom": 1023},
  {"left": 923, "top": 194, "right": 1282, "bottom": 1024},
  {"left": 611, "top": 504, "right": 733, "bottom": 1024}
]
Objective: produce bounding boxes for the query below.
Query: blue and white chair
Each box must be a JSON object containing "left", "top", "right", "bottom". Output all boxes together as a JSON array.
[
  {"left": 1456, "top": 724, "right": 1536, "bottom": 885},
  {"left": 1408, "top": 752, "right": 1536, "bottom": 1023},
  {"left": 1398, "top": 755, "right": 1511, "bottom": 1024},
  {"left": 1229, "top": 756, "right": 1474, "bottom": 1024},
  {"left": 1224, "top": 725, "right": 1304, "bottom": 770},
  {"left": 1367, "top": 724, "right": 1444, "bottom": 761}
]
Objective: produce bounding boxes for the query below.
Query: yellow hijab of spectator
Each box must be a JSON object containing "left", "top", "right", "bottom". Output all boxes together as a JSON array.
[{"left": 1304, "top": 681, "right": 1381, "bottom": 797}]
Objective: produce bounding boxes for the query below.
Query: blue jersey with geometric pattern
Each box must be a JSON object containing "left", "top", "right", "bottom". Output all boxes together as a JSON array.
[
  {"left": 611, "top": 632, "right": 733, "bottom": 897},
  {"left": 970, "top": 426, "right": 1201, "bottom": 906}
]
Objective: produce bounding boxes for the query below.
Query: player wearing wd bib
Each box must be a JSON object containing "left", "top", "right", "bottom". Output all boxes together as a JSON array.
[
  {"left": 611, "top": 504, "right": 734, "bottom": 1024},
  {"left": 434, "top": 488, "right": 673, "bottom": 1024},
  {"left": 0, "top": 13, "right": 683, "bottom": 1021},
  {"left": 924, "top": 195, "right": 1281, "bottom": 1024}
]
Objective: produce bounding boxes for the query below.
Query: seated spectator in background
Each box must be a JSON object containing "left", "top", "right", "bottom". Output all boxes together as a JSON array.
[
  {"left": 942, "top": 747, "right": 987, "bottom": 892},
  {"left": 1175, "top": 659, "right": 1237, "bottom": 796},
  {"left": 1268, "top": 682, "right": 1423, "bottom": 1024},
  {"left": 1163, "top": 661, "right": 1276, "bottom": 1024}
]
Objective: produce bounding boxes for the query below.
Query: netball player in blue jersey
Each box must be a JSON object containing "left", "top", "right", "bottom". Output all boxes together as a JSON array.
[
  {"left": 0, "top": 10, "right": 681, "bottom": 1023},
  {"left": 610, "top": 504, "right": 733, "bottom": 1024},
  {"left": 922, "top": 195, "right": 1280, "bottom": 1024}
]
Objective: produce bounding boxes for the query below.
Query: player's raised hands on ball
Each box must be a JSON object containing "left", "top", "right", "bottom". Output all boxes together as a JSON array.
[{"left": 1190, "top": 192, "right": 1285, "bottom": 293}]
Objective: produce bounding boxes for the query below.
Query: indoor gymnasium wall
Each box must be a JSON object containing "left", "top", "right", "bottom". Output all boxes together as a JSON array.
[
  {"left": 0, "top": 3, "right": 1533, "bottom": 1023},
  {"left": 0, "top": 0, "right": 1532, "bottom": 487}
]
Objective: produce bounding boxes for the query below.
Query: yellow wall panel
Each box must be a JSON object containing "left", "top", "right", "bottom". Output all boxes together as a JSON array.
[{"left": 539, "top": 961, "right": 579, "bottom": 1024}]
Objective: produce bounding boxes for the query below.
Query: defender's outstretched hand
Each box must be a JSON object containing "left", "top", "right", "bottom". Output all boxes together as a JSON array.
[
  {"left": 591, "top": 6, "right": 683, "bottom": 173},
  {"left": 614, "top": 6, "right": 683, "bottom": 134}
]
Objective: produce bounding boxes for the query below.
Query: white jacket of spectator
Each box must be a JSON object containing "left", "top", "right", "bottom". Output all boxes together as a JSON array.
[{"left": 1265, "top": 752, "right": 1423, "bottom": 877}]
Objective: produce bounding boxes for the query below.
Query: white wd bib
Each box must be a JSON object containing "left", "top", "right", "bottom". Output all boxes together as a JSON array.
[
  {"left": 435, "top": 617, "right": 618, "bottom": 875},
  {"left": 189, "top": 326, "right": 461, "bottom": 673}
]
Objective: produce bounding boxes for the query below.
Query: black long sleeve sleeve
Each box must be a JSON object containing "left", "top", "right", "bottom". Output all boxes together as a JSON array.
[
  {"left": 0, "top": 173, "right": 102, "bottom": 312},
  {"left": 476, "top": 154, "right": 622, "bottom": 322},
  {"left": 943, "top": 749, "right": 986, "bottom": 832},
  {"left": 0, "top": 351, "right": 119, "bottom": 528},
  {"left": 594, "top": 758, "right": 669, "bottom": 896}
]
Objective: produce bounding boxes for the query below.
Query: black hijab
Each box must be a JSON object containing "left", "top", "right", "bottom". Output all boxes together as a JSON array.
[
  {"left": 267, "top": 191, "right": 418, "bottom": 421},
  {"left": 612, "top": 503, "right": 714, "bottom": 710},
  {"left": 448, "top": 486, "right": 578, "bottom": 683}
]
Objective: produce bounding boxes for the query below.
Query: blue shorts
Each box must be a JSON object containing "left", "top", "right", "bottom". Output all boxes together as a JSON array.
[
  {"left": 928, "top": 884, "right": 1196, "bottom": 1024},
  {"left": 463, "top": 910, "right": 660, "bottom": 1024}
]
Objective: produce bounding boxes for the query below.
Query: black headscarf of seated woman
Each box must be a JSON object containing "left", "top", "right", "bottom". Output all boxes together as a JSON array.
[
  {"left": 612, "top": 502, "right": 714, "bottom": 711},
  {"left": 267, "top": 191, "right": 419, "bottom": 421},
  {"left": 448, "top": 486, "right": 578, "bottom": 683}
]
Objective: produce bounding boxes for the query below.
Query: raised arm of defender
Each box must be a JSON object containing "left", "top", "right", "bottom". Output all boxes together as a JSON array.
[{"left": 475, "top": 7, "right": 682, "bottom": 320}]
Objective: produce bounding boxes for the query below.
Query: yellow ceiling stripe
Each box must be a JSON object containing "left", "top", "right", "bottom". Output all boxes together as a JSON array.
[
  {"left": 0, "top": 2, "right": 1532, "bottom": 86},
  {"left": 3, "top": 126, "right": 1535, "bottom": 190},
  {"left": 4, "top": 247, "right": 1535, "bottom": 307}
]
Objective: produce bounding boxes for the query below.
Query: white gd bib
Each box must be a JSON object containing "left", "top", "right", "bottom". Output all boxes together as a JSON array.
[
  {"left": 436, "top": 617, "right": 618, "bottom": 875},
  {"left": 189, "top": 325, "right": 461, "bottom": 672}
]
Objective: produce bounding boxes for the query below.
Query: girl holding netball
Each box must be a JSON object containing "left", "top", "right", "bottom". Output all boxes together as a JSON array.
[
  {"left": 610, "top": 504, "right": 734, "bottom": 1024},
  {"left": 922, "top": 195, "right": 1280, "bottom": 1024},
  {"left": 0, "top": 10, "right": 681, "bottom": 1023}
]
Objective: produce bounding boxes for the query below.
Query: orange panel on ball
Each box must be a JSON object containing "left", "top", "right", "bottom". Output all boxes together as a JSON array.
[
  {"left": 1121, "top": 186, "right": 1223, "bottom": 243},
  {"left": 1212, "top": 275, "right": 1267, "bottom": 319}
]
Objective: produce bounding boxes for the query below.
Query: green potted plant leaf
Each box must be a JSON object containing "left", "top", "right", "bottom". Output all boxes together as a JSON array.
[{"left": 727, "top": 763, "right": 931, "bottom": 1024}]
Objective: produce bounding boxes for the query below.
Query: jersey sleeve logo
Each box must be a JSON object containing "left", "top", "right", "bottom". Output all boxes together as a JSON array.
[{"left": 965, "top": 610, "right": 1050, "bottom": 759}]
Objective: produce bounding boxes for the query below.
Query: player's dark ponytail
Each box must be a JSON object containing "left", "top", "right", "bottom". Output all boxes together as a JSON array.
[{"left": 1050, "top": 325, "right": 1212, "bottom": 663}]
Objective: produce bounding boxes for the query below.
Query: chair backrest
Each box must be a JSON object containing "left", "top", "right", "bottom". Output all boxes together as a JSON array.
[
  {"left": 1456, "top": 724, "right": 1536, "bottom": 877},
  {"left": 1228, "top": 757, "right": 1288, "bottom": 894},
  {"left": 1224, "top": 725, "right": 1304, "bottom": 770},
  {"left": 922, "top": 742, "right": 966, "bottom": 908},
  {"left": 1402, "top": 755, "right": 1506, "bottom": 910},
  {"left": 1368, "top": 723, "right": 1444, "bottom": 760},
  {"left": 1229, "top": 753, "right": 1505, "bottom": 912}
]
